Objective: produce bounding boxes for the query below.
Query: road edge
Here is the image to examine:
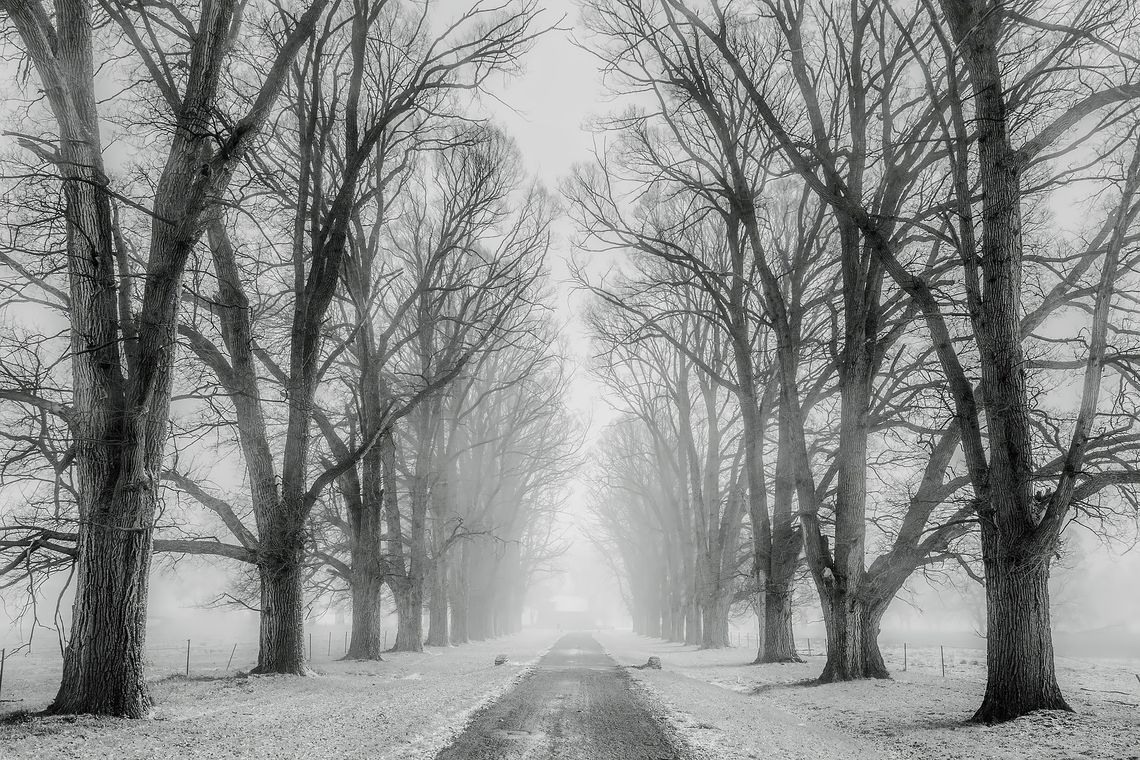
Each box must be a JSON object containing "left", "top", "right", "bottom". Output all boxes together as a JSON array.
[{"left": 402, "top": 635, "right": 560, "bottom": 760}]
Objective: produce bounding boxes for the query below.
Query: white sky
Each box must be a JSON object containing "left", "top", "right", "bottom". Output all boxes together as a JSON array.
[{"left": 481, "top": 2, "right": 620, "bottom": 434}]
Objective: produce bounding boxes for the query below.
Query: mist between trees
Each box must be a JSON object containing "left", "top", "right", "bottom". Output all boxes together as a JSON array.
[{"left": 0, "top": 0, "right": 1136, "bottom": 734}]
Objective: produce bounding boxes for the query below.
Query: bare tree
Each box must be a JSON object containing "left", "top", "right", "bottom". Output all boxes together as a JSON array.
[
  {"left": 668, "top": 0, "right": 1140, "bottom": 720},
  {"left": 167, "top": 4, "right": 545, "bottom": 671},
  {"left": 0, "top": 0, "right": 326, "bottom": 716}
]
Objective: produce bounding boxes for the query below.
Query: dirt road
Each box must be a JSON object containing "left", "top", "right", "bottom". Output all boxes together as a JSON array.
[{"left": 434, "top": 632, "right": 684, "bottom": 760}]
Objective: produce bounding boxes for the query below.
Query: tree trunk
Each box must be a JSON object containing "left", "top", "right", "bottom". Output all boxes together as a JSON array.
[
  {"left": 646, "top": 586, "right": 663, "bottom": 638},
  {"left": 818, "top": 591, "right": 888, "bottom": 682},
  {"left": 670, "top": 595, "right": 685, "bottom": 642},
  {"left": 685, "top": 596, "right": 702, "bottom": 646},
  {"left": 50, "top": 514, "right": 154, "bottom": 717},
  {"left": 450, "top": 548, "right": 470, "bottom": 645},
  {"left": 425, "top": 551, "right": 450, "bottom": 646},
  {"left": 973, "top": 542, "right": 1070, "bottom": 722},
  {"left": 252, "top": 553, "right": 306, "bottom": 674},
  {"left": 469, "top": 599, "right": 492, "bottom": 641},
  {"left": 392, "top": 582, "right": 423, "bottom": 652},
  {"left": 936, "top": 2, "right": 1073, "bottom": 722},
  {"left": 759, "top": 580, "right": 801, "bottom": 663},
  {"left": 759, "top": 403, "right": 804, "bottom": 663},
  {"left": 701, "top": 586, "right": 731, "bottom": 648},
  {"left": 346, "top": 561, "right": 385, "bottom": 660}
]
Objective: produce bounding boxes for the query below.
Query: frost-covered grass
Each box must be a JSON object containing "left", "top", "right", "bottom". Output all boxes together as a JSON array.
[
  {"left": 0, "top": 628, "right": 559, "bottom": 759},
  {"left": 599, "top": 629, "right": 1140, "bottom": 760}
]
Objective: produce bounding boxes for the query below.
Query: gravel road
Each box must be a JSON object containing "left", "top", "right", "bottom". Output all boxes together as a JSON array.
[{"left": 435, "top": 632, "right": 684, "bottom": 760}]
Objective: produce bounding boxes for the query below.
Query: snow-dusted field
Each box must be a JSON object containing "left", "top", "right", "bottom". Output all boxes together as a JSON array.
[
  {"left": 598, "top": 629, "right": 1140, "bottom": 760},
  {"left": 0, "top": 628, "right": 560, "bottom": 759}
]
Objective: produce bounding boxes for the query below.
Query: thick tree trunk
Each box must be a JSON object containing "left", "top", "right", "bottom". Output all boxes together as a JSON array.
[
  {"left": 391, "top": 582, "right": 424, "bottom": 652},
  {"left": 936, "top": 2, "right": 1073, "bottom": 722},
  {"left": 346, "top": 562, "right": 385, "bottom": 660},
  {"left": 252, "top": 553, "right": 307, "bottom": 674},
  {"left": 758, "top": 580, "right": 801, "bottom": 663},
  {"left": 973, "top": 543, "right": 1070, "bottom": 722},
  {"left": 818, "top": 592, "right": 888, "bottom": 682},
  {"left": 50, "top": 514, "right": 154, "bottom": 717},
  {"left": 701, "top": 587, "right": 731, "bottom": 648}
]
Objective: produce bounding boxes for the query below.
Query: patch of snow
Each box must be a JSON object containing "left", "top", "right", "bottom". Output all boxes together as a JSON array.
[
  {"left": 0, "top": 628, "right": 562, "bottom": 760},
  {"left": 597, "top": 629, "right": 1140, "bottom": 760}
]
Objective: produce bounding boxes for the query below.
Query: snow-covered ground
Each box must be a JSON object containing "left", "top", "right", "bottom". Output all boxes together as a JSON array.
[
  {"left": 0, "top": 628, "right": 560, "bottom": 759},
  {"left": 598, "top": 629, "right": 1140, "bottom": 760}
]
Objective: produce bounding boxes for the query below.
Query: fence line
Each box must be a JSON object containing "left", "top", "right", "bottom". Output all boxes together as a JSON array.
[{"left": 0, "top": 628, "right": 390, "bottom": 703}]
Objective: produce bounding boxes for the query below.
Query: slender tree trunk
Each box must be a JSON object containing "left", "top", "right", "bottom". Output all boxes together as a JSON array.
[
  {"left": 646, "top": 584, "right": 663, "bottom": 637},
  {"left": 345, "top": 439, "right": 386, "bottom": 660},
  {"left": 671, "top": 595, "right": 685, "bottom": 642},
  {"left": 450, "top": 548, "right": 470, "bottom": 644},
  {"left": 684, "top": 557, "right": 702, "bottom": 645},
  {"left": 253, "top": 550, "right": 306, "bottom": 674},
  {"left": 393, "top": 482, "right": 428, "bottom": 650},
  {"left": 759, "top": 405, "right": 803, "bottom": 663},
  {"left": 512, "top": 573, "right": 527, "bottom": 634},
  {"left": 426, "top": 550, "right": 450, "bottom": 646},
  {"left": 685, "top": 596, "right": 702, "bottom": 646},
  {"left": 738, "top": 396, "right": 773, "bottom": 658},
  {"left": 467, "top": 549, "right": 493, "bottom": 640},
  {"left": 50, "top": 512, "right": 154, "bottom": 717}
]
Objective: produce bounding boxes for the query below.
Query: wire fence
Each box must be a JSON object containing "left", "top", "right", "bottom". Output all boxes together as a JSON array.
[
  {"left": 721, "top": 631, "right": 984, "bottom": 677},
  {"left": 0, "top": 628, "right": 386, "bottom": 704}
]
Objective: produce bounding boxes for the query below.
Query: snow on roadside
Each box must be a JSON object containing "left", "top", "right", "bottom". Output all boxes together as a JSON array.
[
  {"left": 0, "top": 628, "right": 560, "bottom": 760},
  {"left": 601, "top": 632, "right": 903, "bottom": 760},
  {"left": 388, "top": 634, "right": 556, "bottom": 760},
  {"left": 597, "top": 629, "right": 1140, "bottom": 760}
]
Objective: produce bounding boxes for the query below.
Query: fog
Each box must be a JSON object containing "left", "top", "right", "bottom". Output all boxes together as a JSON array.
[{"left": 0, "top": 0, "right": 1139, "bottom": 756}]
